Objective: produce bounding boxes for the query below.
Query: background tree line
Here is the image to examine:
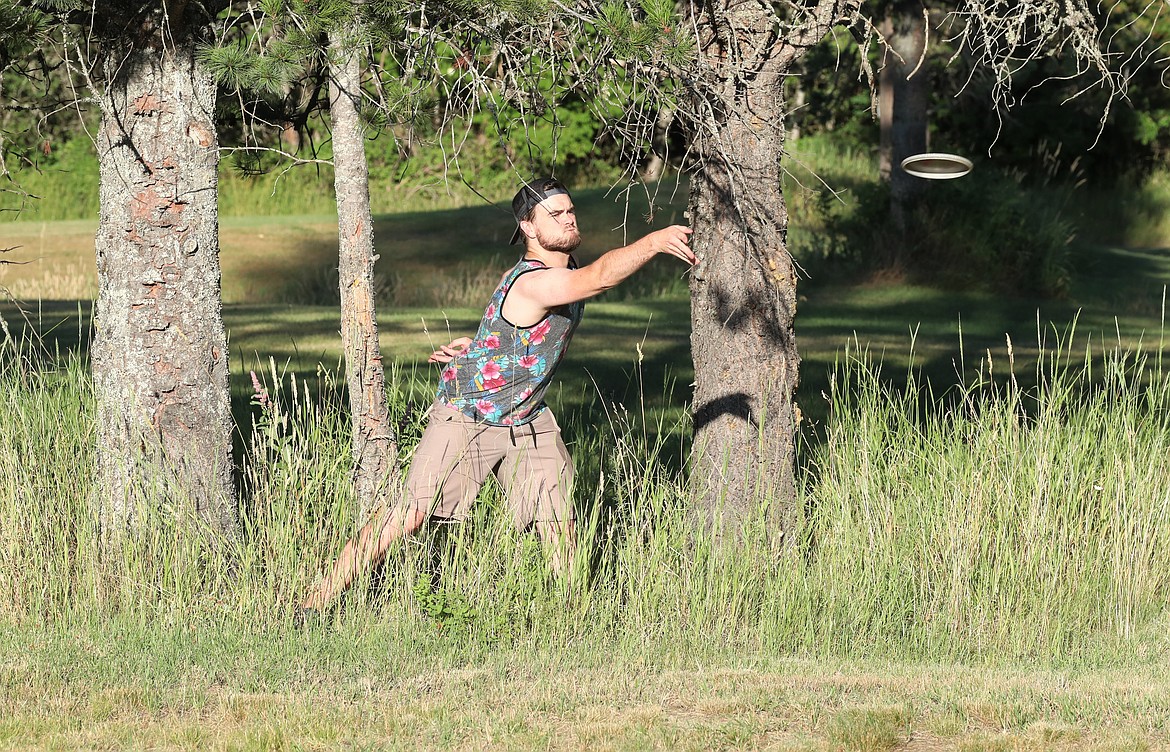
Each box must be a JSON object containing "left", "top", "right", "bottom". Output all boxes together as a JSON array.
[{"left": 8, "top": 2, "right": 1168, "bottom": 215}]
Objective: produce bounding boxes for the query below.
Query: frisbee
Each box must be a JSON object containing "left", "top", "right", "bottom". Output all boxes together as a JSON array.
[{"left": 900, "top": 152, "right": 973, "bottom": 180}]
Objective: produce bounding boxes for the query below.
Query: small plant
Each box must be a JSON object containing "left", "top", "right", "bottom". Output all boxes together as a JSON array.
[
  {"left": 827, "top": 707, "right": 910, "bottom": 752},
  {"left": 412, "top": 579, "right": 477, "bottom": 631}
]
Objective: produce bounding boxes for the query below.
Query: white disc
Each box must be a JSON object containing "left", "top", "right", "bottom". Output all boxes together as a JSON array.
[{"left": 900, "top": 153, "right": 973, "bottom": 180}]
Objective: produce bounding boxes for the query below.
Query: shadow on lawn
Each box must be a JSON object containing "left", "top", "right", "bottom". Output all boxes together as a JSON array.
[{"left": 226, "top": 184, "right": 690, "bottom": 308}]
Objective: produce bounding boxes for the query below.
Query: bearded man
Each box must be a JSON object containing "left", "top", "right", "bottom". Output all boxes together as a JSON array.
[{"left": 301, "top": 177, "right": 694, "bottom": 612}]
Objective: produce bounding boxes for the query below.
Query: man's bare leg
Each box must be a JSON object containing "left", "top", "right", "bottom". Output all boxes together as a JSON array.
[{"left": 301, "top": 505, "right": 428, "bottom": 610}]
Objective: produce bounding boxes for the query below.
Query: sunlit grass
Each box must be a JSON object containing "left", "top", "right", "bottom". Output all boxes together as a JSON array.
[
  {"left": 2, "top": 623, "right": 1166, "bottom": 750},
  {"left": 3, "top": 140, "right": 1170, "bottom": 748}
]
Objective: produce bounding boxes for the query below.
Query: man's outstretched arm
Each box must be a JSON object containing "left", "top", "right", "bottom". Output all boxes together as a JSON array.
[{"left": 515, "top": 225, "right": 694, "bottom": 311}]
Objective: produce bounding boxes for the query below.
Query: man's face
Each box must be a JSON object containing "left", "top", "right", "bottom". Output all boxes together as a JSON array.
[{"left": 526, "top": 194, "right": 580, "bottom": 253}]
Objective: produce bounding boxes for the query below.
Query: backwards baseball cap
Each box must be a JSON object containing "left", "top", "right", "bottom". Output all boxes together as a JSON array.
[{"left": 510, "top": 177, "right": 571, "bottom": 245}]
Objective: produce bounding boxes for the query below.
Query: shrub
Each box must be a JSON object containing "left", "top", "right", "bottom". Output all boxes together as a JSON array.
[
  {"left": 784, "top": 136, "right": 1076, "bottom": 296},
  {"left": 905, "top": 170, "right": 1075, "bottom": 297}
]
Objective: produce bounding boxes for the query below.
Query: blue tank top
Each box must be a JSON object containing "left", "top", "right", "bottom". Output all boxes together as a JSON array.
[{"left": 437, "top": 258, "right": 584, "bottom": 425}]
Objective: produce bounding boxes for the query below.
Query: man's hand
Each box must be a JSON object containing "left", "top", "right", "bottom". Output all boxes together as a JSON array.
[
  {"left": 640, "top": 225, "right": 696, "bottom": 266},
  {"left": 428, "top": 337, "right": 471, "bottom": 364}
]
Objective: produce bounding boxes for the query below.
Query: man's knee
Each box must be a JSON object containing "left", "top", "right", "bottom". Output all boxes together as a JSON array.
[{"left": 378, "top": 505, "right": 428, "bottom": 546}]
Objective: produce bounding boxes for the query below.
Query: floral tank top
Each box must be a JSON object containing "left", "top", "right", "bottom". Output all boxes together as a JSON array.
[{"left": 437, "top": 258, "right": 584, "bottom": 425}]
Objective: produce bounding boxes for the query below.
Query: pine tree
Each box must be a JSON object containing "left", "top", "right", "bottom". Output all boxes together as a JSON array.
[{"left": 22, "top": 0, "right": 238, "bottom": 540}]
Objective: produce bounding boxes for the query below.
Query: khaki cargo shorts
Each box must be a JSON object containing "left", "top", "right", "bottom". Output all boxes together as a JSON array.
[{"left": 401, "top": 401, "right": 575, "bottom": 529}]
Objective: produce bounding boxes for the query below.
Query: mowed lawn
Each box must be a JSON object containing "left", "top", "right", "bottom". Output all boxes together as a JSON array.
[
  {"left": 4, "top": 192, "right": 1170, "bottom": 423},
  {"left": 4, "top": 618, "right": 1170, "bottom": 750}
]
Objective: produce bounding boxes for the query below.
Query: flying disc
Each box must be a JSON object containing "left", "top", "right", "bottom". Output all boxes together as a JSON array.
[{"left": 900, "top": 152, "right": 973, "bottom": 180}]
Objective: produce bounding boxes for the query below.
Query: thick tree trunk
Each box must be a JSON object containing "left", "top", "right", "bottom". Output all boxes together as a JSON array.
[
  {"left": 92, "top": 44, "right": 235, "bottom": 537},
  {"left": 328, "top": 33, "right": 401, "bottom": 517},
  {"left": 688, "top": 4, "right": 800, "bottom": 540},
  {"left": 885, "top": 1, "right": 929, "bottom": 236}
]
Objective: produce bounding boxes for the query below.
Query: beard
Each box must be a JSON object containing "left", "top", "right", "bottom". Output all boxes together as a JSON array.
[{"left": 536, "top": 225, "right": 581, "bottom": 254}]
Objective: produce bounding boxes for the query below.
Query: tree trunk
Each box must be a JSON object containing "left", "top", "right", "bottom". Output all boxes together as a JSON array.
[
  {"left": 886, "top": 0, "right": 929, "bottom": 236},
  {"left": 328, "top": 31, "right": 401, "bottom": 517},
  {"left": 687, "top": 3, "right": 801, "bottom": 541},
  {"left": 92, "top": 43, "right": 235, "bottom": 537},
  {"left": 640, "top": 106, "right": 674, "bottom": 182},
  {"left": 878, "top": 17, "right": 895, "bottom": 181}
]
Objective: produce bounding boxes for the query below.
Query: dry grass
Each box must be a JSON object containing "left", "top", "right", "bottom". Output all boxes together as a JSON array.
[
  {"left": 2, "top": 652, "right": 1167, "bottom": 751},
  {"left": 0, "top": 216, "right": 342, "bottom": 305}
]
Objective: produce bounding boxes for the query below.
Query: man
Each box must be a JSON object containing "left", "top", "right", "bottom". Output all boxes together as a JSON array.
[{"left": 300, "top": 177, "right": 693, "bottom": 611}]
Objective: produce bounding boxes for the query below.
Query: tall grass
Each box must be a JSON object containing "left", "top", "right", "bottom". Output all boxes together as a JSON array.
[
  {"left": 799, "top": 331, "right": 1170, "bottom": 660},
  {"left": 1, "top": 327, "right": 1167, "bottom": 666}
]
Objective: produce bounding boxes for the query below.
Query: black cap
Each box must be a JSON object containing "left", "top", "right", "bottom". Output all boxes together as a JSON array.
[{"left": 510, "top": 177, "right": 571, "bottom": 245}]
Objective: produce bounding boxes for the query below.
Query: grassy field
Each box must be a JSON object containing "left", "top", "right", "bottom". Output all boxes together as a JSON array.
[
  {"left": 3, "top": 166, "right": 1170, "bottom": 748},
  {"left": 2, "top": 335, "right": 1170, "bottom": 749},
  {"left": 4, "top": 620, "right": 1169, "bottom": 750}
]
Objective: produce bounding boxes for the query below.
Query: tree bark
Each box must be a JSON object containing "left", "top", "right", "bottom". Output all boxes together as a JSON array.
[
  {"left": 328, "top": 30, "right": 401, "bottom": 517},
  {"left": 684, "top": 0, "right": 861, "bottom": 540},
  {"left": 687, "top": 1, "right": 800, "bottom": 540},
  {"left": 879, "top": 17, "right": 895, "bottom": 181},
  {"left": 92, "top": 41, "right": 235, "bottom": 537},
  {"left": 885, "top": 0, "right": 929, "bottom": 237}
]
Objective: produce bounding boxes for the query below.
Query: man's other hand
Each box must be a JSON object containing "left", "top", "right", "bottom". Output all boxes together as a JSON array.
[{"left": 428, "top": 337, "right": 472, "bottom": 363}]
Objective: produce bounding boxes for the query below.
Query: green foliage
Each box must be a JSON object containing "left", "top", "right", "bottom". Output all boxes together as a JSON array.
[
  {"left": 0, "top": 127, "right": 622, "bottom": 221},
  {"left": 24, "top": 0, "right": 84, "bottom": 12},
  {"left": 905, "top": 170, "right": 1075, "bottom": 296},
  {"left": 786, "top": 26, "right": 881, "bottom": 148},
  {"left": 267, "top": 0, "right": 355, "bottom": 32},
  {"left": 199, "top": 41, "right": 258, "bottom": 91},
  {"left": 1073, "top": 169, "right": 1170, "bottom": 249},
  {"left": 199, "top": 0, "right": 634, "bottom": 197},
  {"left": 791, "top": 3, "right": 1170, "bottom": 183},
  {"left": 412, "top": 579, "right": 477, "bottom": 629},
  {"left": 784, "top": 136, "right": 885, "bottom": 272},
  {"left": 785, "top": 135, "right": 1075, "bottom": 296},
  {"left": 598, "top": 0, "right": 692, "bottom": 68},
  {"left": 252, "top": 41, "right": 306, "bottom": 94},
  {"left": 0, "top": 2, "right": 59, "bottom": 186},
  {"left": 0, "top": 133, "right": 1139, "bottom": 308},
  {"left": 0, "top": 1, "right": 51, "bottom": 57},
  {"left": 0, "top": 135, "right": 99, "bottom": 219},
  {"left": 433, "top": 0, "right": 551, "bottom": 19}
]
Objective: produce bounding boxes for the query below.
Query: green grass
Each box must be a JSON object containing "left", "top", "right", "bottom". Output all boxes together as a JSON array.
[
  {"left": 2, "top": 620, "right": 1167, "bottom": 750},
  {"left": 7, "top": 241, "right": 1168, "bottom": 434}
]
